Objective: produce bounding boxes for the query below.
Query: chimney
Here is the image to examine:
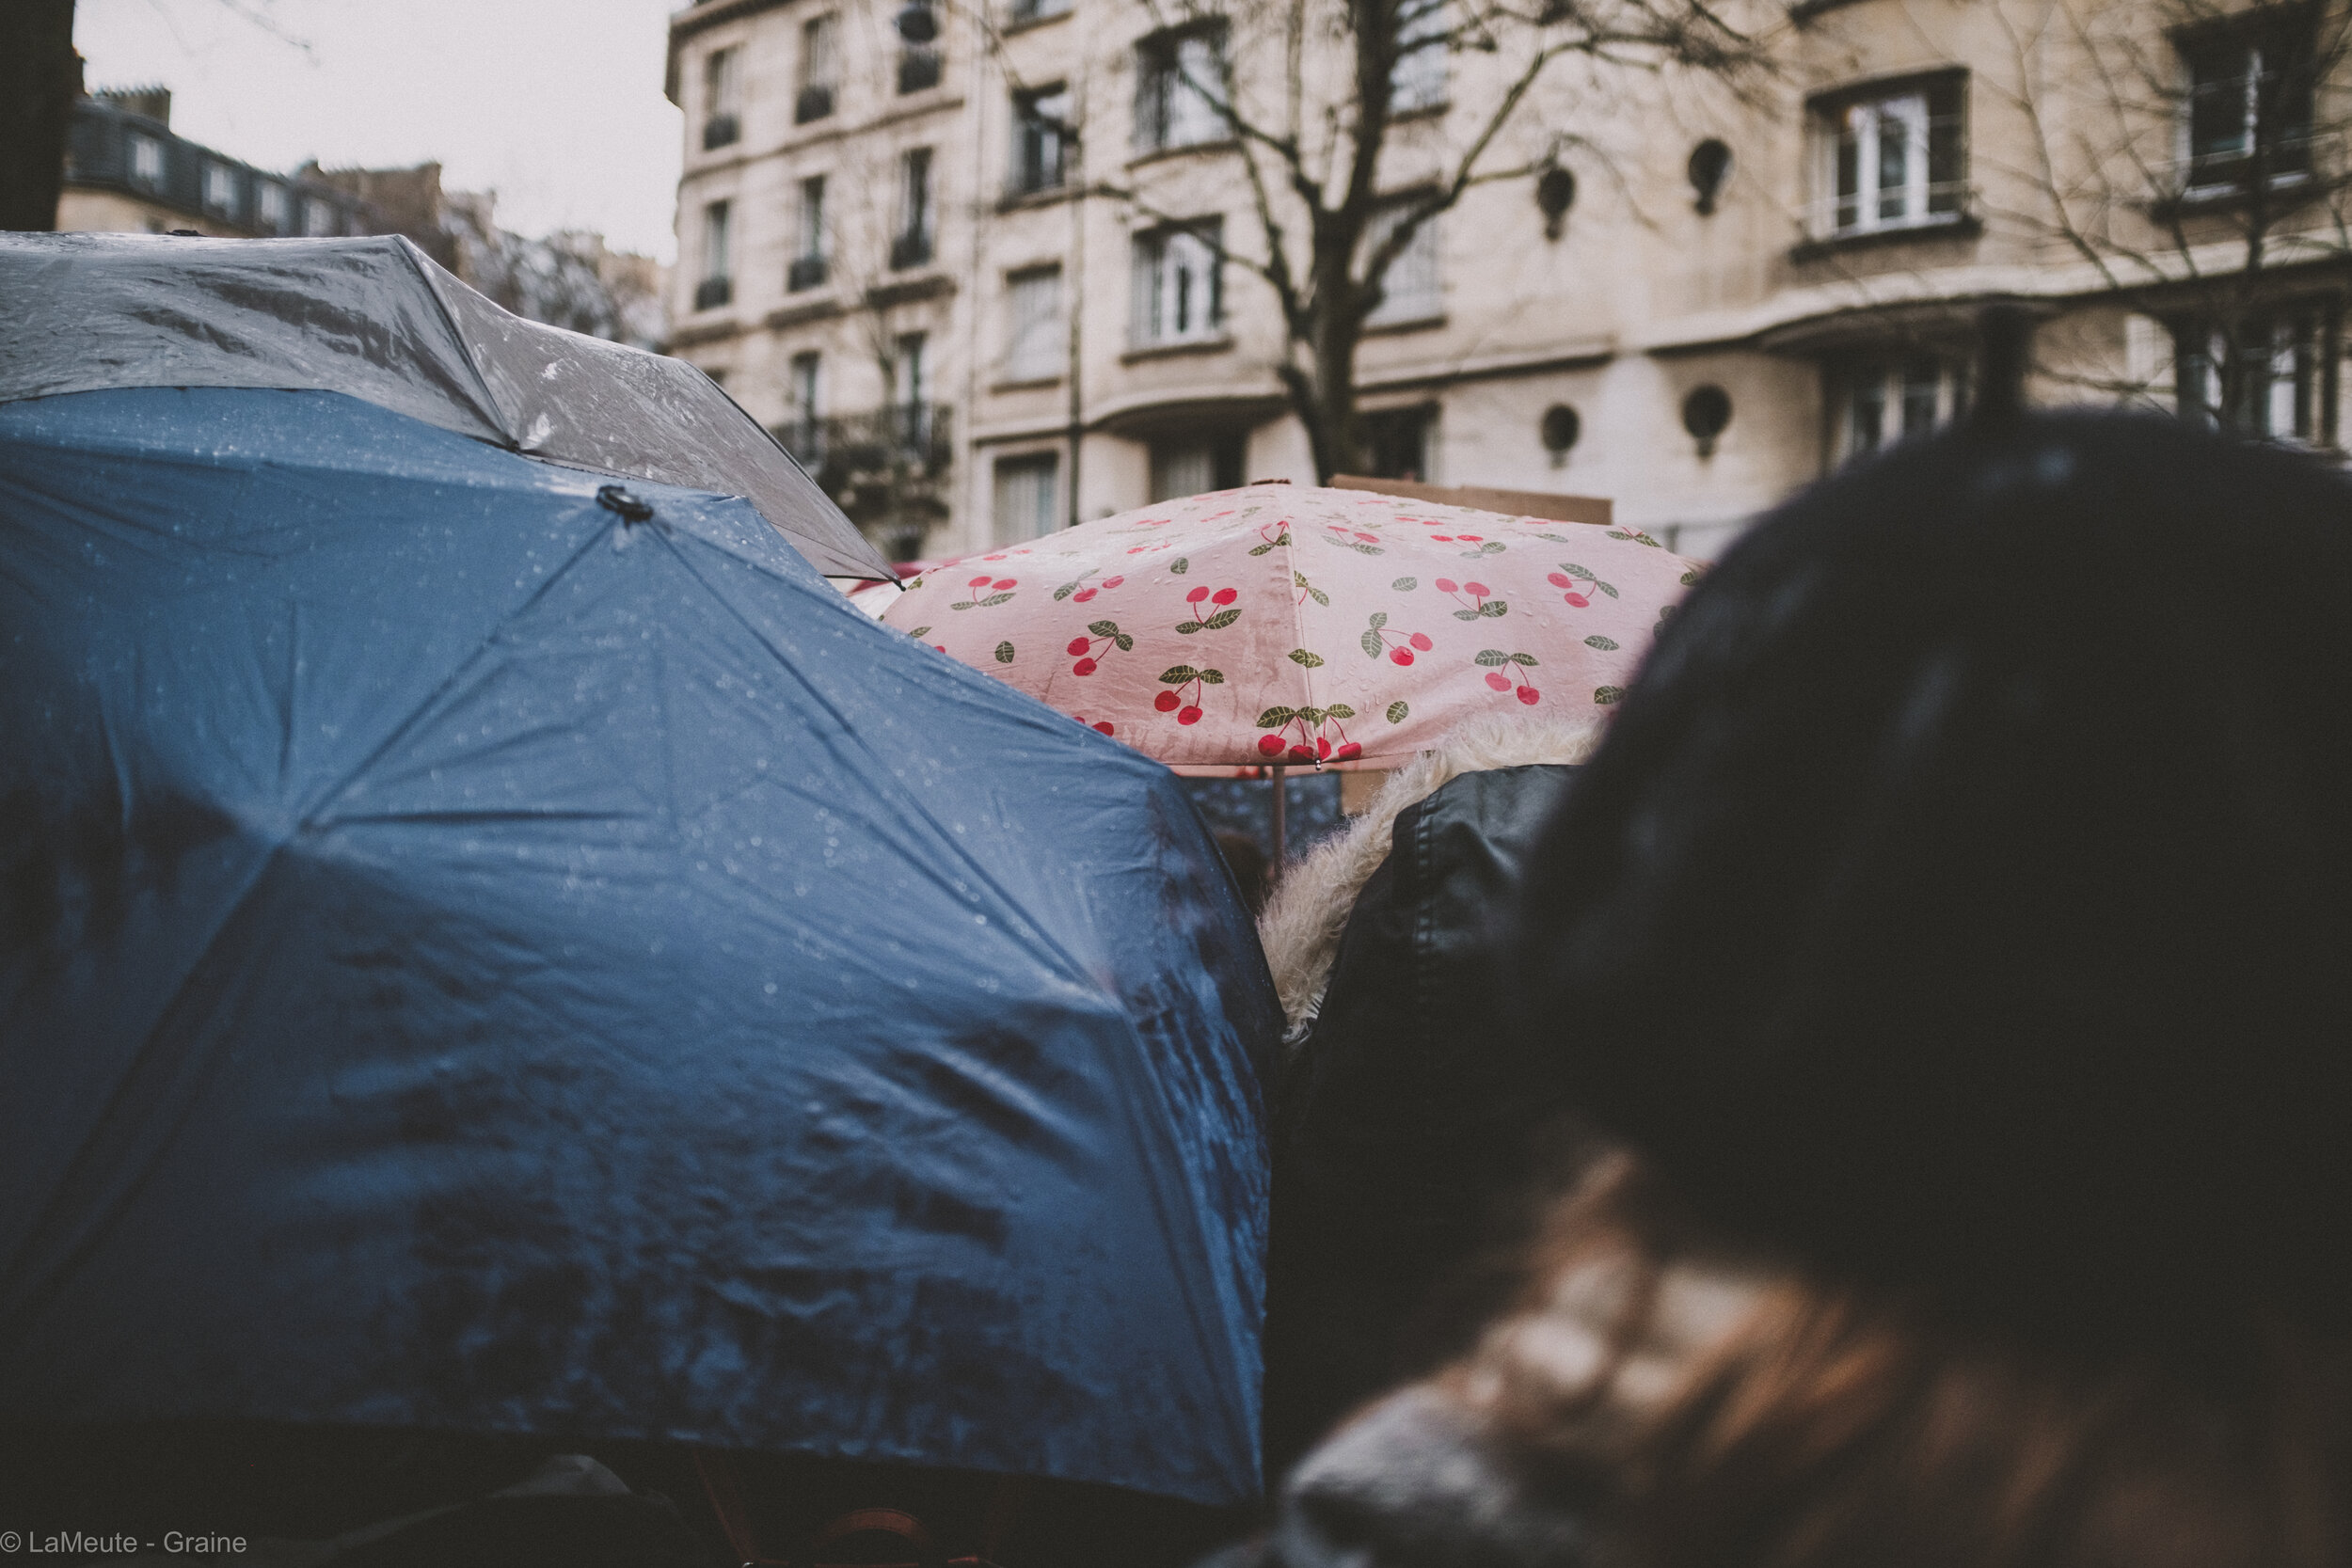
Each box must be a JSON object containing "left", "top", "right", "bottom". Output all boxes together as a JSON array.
[{"left": 95, "top": 85, "right": 170, "bottom": 125}]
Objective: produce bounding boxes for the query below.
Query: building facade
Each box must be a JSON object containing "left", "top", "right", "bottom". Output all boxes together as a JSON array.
[
  {"left": 59, "top": 89, "right": 372, "bottom": 241},
  {"left": 664, "top": 0, "right": 2352, "bottom": 561}
]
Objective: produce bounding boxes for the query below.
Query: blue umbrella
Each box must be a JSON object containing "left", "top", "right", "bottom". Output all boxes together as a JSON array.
[{"left": 0, "top": 385, "right": 1276, "bottom": 1506}]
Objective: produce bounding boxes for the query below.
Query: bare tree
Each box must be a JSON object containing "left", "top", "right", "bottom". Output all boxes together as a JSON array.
[
  {"left": 1986, "top": 0, "right": 2352, "bottom": 436},
  {"left": 1057, "top": 0, "right": 1771, "bottom": 479}
]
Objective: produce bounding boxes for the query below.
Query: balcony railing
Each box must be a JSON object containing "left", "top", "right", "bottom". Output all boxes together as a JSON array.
[
  {"left": 796, "top": 84, "right": 834, "bottom": 123},
  {"left": 787, "top": 254, "right": 829, "bottom": 292},
  {"left": 1800, "top": 182, "right": 1972, "bottom": 244},
  {"left": 890, "top": 230, "right": 934, "bottom": 271},
  {"left": 702, "top": 113, "right": 740, "bottom": 150},
  {"left": 898, "top": 48, "right": 943, "bottom": 94},
  {"left": 694, "top": 276, "right": 733, "bottom": 310},
  {"left": 776, "top": 403, "right": 954, "bottom": 481}
]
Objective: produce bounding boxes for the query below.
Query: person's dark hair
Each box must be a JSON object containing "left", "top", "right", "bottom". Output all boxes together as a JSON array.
[{"left": 1513, "top": 410, "right": 2352, "bottom": 1340}]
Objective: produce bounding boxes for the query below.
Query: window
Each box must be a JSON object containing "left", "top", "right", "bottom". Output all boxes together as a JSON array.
[
  {"left": 1010, "top": 85, "right": 1070, "bottom": 195},
  {"left": 1009, "top": 0, "right": 1072, "bottom": 24},
  {"left": 1137, "top": 27, "right": 1228, "bottom": 151},
  {"left": 994, "top": 452, "right": 1061, "bottom": 544},
  {"left": 1390, "top": 0, "right": 1448, "bottom": 113},
  {"left": 899, "top": 41, "right": 944, "bottom": 93},
  {"left": 891, "top": 333, "right": 936, "bottom": 453},
  {"left": 202, "top": 160, "right": 236, "bottom": 217},
  {"left": 2182, "top": 16, "right": 2314, "bottom": 191},
  {"left": 1364, "top": 405, "right": 1434, "bottom": 481},
  {"left": 302, "top": 197, "right": 339, "bottom": 237},
  {"left": 799, "top": 15, "right": 840, "bottom": 122},
  {"left": 893, "top": 148, "right": 934, "bottom": 269},
  {"left": 785, "top": 351, "right": 823, "bottom": 461},
  {"left": 256, "top": 180, "right": 288, "bottom": 232},
  {"left": 704, "top": 46, "right": 742, "bottom": 148},
  {"left": 697, "top": 200, "right": 733, "bottom": 309},
  {"left": 2176, "top": 311, "right": 2335, "bottom": 441},
  {"left": 1835, "top": 355, "right": 1969, "bottom": 463},
  {"left": 128, "top": 133, "right": 164, "bottom": 191},
  {"left": 1363, "top": 201, "right": 1441, "bottom": 325},
  {"left": 1132, "top": 221, "right": 1223, "bottom": 345},
  {"left": 1150, "top": 436, "right": 1243, "bottom": 501},
  {"left": 1005, "top": 266, "right": 1063, "bottom": 380},
  {"left": 1816, "top": 75, "right": 1965, "bottom": 237},
  {"left": 790, "top": 176, "right": 828, "bottom": 290}
]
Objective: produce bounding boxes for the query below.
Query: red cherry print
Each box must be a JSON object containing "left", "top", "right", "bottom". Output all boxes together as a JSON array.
[
  {"left": 1289, "top": 745, "right": 1315, "bottom": 761},
  {"left": 1463, "top": 581, "right": 1489, "bottom": 596},
  {"left": 1458, "top": 534, "right": 1483, "bottom": 543},
  {"left": 993, "top": 578, "right": 1017, "bottom": 590},
  {"left": 1103, "top": 576, "right": 1124, "bottom": 589},
  {"left": 1334, "top": 742, "right": 1363, "bottom": 761},
  {"left": 1517, "top": 686, "right": 1541, "bottom": 705},
  {"left": 1316, "top": 736, "right": 1332, "bottom": 759},
  {"left": 1258, "top": 735, "right": 1285, "bottom": 756},
  {"left": 1390, "top": 648, "right": 1414, "bottom": 666},
  {"left": 1094, "top": 721, "right": 1115, "bottom": 735},
  {"left": 1154, "top": 690, "right": 1182, "bottom": 712},
  {"left": 1185, "top": 586, "right": 1210, "bottom": 603},
  {"left": 1431, "top": 535, "right": 1454, "bottom": 543},
  {"left": 1486, "top": 672, "right": 1512, "bottom": 691},
  {"left": 1547, "top": 573, "right": 1571, "bottom": 588},
  {"left": 1407, "top": 632, "right": 1433, "bottom": 651},
  {"left": 1354, "top": 531, "right": 1377, "bottom": 544},
  {"left": 1564, "top": 593, "right": 1590, "bottom": 608},
  {"left": 983, "top": 554, "right": 1008, "bottom": 562},
  {"left": 1073, "top": 589, "right": 1097, "bottom": 602},
  {"left": 1073, "top": 657, "right": 1098, "bottom": 675},
  {"left": 1178, "top": 705, "right": 1203, "bottom": 725},
  {"left": 1067, "top": 637, "right": 1091, "bottom": 656},
  {"left": 969, "top": 575, "right": 993, "bottom": 588},
  {"left": 1211, "top": 587, "right": 1237, "bottom": 606},
  {"left": 934, "top": 644, "right": 946, "bottom": 654},
  {"left": 1436, "top": 578, "right": 1458, "bottom": 594}
]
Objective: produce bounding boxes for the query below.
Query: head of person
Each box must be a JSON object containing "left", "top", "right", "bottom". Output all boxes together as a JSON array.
[{"left": 1486, "top": 409, "right": 2352, "bottom": 1566}]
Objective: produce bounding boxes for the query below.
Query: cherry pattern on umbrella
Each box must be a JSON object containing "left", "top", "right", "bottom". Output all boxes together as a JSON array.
[
  {"left": 1155, "top": 663, "right": 1226, "bottom": 725},
  {"left": 1436, "top": 578, "right": 1507, "bottom": 620},
  {"left": 1360, "top": 610, "right": 1434, "bottom": 666},
  {"left": 1248, "top": 519, "right": 1293, "bottom": 556},
  {"left": 1255, "top": 704, "right": 1362, "bottom": 763},
  {"left": 1066, "top": 619, "right": 1135, "bottom": 675},
  {"left": 1322, "top": 522, "right": 1386, "bottom": 556},
  {"left": 1054, "top": 569, "right": 1126, "bottom": 603},
  {"left": 1477, "top": 648, "right": 1542, "bottom": 705},
  {"left": 1071, "top": 713, "right": 1118, "bottom": 735},
  {"left": 1546, "top": 562, "right": 1618, "bottom": 609},
  {"left": 1175, "top": 585, "right": 1242, "bottom": 633},
  {"left": 951, "top": 574, "right": 1020, "bottom": 610}
]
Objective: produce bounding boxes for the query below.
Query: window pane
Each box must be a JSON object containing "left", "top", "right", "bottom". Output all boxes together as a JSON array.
[
  {"left": 1849, "top": 370, "right": 1886, "bottom": 454},
  {"left": 1901, "top": 356, "right": 1942, "bottom": 435},
  {"left": 705, "top": 201, "right": 732, "bottom": 279},
  {"left": 1365, "top": 205, "right": 1441, "bottom": 325},
  {"left": 1150, "top": 442, "right": 1216, "bottom": 501},
  {"left": 994, "top": 454, "right": 1059, "bottom": 544},
  {"left": 1391, "top": 0, "right": 1448, "bottom": 111},
  {"left": 1008, "top": 267, "right": 1062, "bottom": 379}
]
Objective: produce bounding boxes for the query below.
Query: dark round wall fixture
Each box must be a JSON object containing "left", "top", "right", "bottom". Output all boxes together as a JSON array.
[
  {"left": 1681, "top": 384, "right": 1732, "bottom": 456},
  {"left": 1689, "top": 138, "right": 1733, "bottom": 215},
  {"left": 896, "top": 0, "right": 939, "bottom": 43},
  {"left": 1536, "top": 166, "right": 1577, "bottom": 240},
  {"left": 1540, "top": 404, "right": 1581, "bottom": 464}
]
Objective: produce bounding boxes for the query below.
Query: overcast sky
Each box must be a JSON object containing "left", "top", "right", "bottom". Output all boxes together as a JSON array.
[{"left": 76, "top": 0, "right": 687, "bottom": 261}]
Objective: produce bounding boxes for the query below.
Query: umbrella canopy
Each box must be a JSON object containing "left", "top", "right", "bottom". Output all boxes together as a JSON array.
[
  {"left": 882, "top": 485, "right": 1702, "bottom": 767},
  {"left": 0, "top": 230, "right": 890, "bottom": 580},
  {"left": 0, "top": 386, "right": 1276, "bottom": 1506}
]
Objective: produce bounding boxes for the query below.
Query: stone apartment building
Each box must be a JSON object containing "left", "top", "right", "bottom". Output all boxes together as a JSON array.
[{"left": 664, "top": 0, "right": 2352, "bottom": 561}]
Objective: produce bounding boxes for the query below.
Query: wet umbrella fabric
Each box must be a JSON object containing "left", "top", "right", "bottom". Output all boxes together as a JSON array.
[
  {"left": 0, "top": 230, "right": 890, "bottom": 580},
  {"left": 0, "top": 387, "right": 1276, "bottom": 1507}
]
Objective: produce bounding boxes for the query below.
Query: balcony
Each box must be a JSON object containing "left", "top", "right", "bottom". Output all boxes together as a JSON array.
[
  {"left": 693, "top": 276, "right": 733, "bottom": 310},
  {"left": 702, "top": 114, "right": 740, "bottom": 150},
  {"left": 898, "top": 48, "right": 943, "bottom": 94},
  {"left": 890, "top": 230, "right": 934, "bottom": 271},
  {"left": 796, "top": 85, "right": 834, "bottom": 124}
]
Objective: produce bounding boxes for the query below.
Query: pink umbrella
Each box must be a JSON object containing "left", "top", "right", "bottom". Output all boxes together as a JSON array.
[{"left": 885, "top": 484, "right": 1700, "bottom": 771}]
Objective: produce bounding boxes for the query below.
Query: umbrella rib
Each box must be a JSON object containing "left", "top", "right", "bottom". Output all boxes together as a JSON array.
[{"left": 1280, "top": 516, "right": 1321, "bottom": 763}]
